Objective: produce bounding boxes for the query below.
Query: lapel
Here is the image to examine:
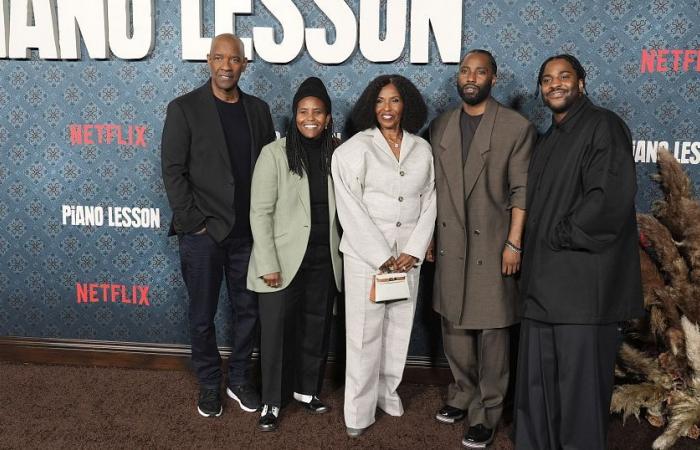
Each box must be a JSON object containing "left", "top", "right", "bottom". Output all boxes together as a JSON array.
[
  {"left": 199, "top": 81, "right": 233, "bottom": 175},
  {"left": 370, "top": 127, "right": 416, "bottom": 163},
  {"left": 279, "top": 138, "right": 311, "bottom": 220},
  {"left": 437, "top": 108, "right": 466, "bottom": 225},
  {"left": 463, "top": 97, "right": 498, "bottom": 200},
  {"left": 327, "top": 174, "right": 336, "bottom": 222},
  {"left": 240, "top": 90, "right": 259, "bottom": 172},
  {"left": 297, "top": 172, "right": 310, "bottom": 220},
  {"left": 399, "top": 131, "right": 416, "bottom": 163},
  {"left": 371, "top": 128, "right": 399, "bottom": 163}
]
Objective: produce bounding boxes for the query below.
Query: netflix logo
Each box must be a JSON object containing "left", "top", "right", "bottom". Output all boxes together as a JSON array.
[
  {"left": 68, "top": 124, "right": 148, "bottom": 147},
  {"left": 76, "top": 283, "right": 150, "bottom": 306},
  {"left": 640, "top": 49, "right": 700, "bottom": 73}
]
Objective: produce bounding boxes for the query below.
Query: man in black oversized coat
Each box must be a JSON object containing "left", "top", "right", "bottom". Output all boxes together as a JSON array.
[{"left": 513, "top": 54, "right": 644, "bottom": 450}]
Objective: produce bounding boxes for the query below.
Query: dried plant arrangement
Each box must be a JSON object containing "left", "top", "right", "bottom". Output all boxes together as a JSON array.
[{"left": 612, "top": 148, "right": 700, "bottom": 449}]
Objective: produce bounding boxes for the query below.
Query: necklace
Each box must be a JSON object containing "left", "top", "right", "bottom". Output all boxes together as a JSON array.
[{"left": 383, "top": 131, "right": 403, "bottom": 149}]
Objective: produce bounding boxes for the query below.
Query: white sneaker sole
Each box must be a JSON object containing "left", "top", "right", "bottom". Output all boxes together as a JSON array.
[
  {"left": 461, "top": 441, "right": 487, "bottom": 449},
  {"left": 197, "top": 405, "right": 223, "bottom": 417},
  {"left": 461, "top": 436, "right": 493, "bottom": 448},
  {"left": 226, "top": 387, "right": 258, "bottom": 412}
]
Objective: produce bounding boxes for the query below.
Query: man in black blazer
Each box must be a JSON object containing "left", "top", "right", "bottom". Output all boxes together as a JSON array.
[{"left": 161, "top": 33, "right": 276, "bottom": 417}]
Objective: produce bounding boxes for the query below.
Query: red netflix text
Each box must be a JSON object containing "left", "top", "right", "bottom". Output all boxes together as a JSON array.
[
  {"left": 69, "top": 124, "right": 148, "bottom": 147},
  {"left": 640, "top": 49, "right": 700, "bottom": 73},
  {"left": 76, "top": 283, "right": 150, "bottom": 306}
]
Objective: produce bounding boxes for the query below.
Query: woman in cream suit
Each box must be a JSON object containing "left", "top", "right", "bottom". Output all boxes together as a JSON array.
[
  {"left": 331, "top": 74, "right": 436, "bottom": 437},
  {"left": 248, "top": 77, "right": 342, "bottom": 431}
]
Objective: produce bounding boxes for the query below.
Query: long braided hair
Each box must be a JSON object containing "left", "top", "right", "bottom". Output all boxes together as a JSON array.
[{"left": 285, "top": 113, "right": 336, "bottom": 178}]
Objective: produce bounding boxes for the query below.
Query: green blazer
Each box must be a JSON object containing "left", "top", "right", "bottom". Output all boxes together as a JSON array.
[{"left": 247, "top": 138, "right": 343, "bottom": 293}]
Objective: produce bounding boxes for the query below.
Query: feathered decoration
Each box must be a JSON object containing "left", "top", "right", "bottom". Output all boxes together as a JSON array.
[{"left": 614, "top": 148, "right": 700, "bottom": 449}]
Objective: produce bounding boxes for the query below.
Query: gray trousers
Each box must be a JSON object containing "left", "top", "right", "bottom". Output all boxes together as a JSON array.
[
  {"left": 343, "top": 255, "right": 420, "bottom": 429},
  {"left": 442, "top": 317, "right": 510, "bottom": 428}
]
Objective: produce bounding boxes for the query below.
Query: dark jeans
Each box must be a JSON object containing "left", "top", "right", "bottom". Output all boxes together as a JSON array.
[
  {"left": 179, "top": 232, "right": 258, "bottom": 388},
  {"left": 258, "top": 243, "right": 336, "bottom": 407}
]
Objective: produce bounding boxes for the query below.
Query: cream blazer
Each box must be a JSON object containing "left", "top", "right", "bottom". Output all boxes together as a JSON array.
[{"left": 331, "top": 128, "right": 436, "bottom": 270}]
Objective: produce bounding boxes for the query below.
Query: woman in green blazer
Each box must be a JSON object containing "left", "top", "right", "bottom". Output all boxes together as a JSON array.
[{"left": 247, "top": 77, "right": 342, "bottom": 431}]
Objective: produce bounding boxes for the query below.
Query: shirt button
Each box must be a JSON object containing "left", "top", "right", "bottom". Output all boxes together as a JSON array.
[
  {"left": 442, "top": 222, "right": 446, "bottom": 227},
  {"left": 474, "top": 229, "right": 480, "bottom": 235},
  {"left": 477, "top": 259, "right": 483, "bottom": 265},
  {"left": 399, "top": 170, "right": 405, "bottom": 176},
  {"left": 398, "top": 196, "right": 404, "bottom": 202},
  {"left": 439, "top": 250, "right": 445, "bottom": 256},
  {"left": 396, "top": 222, "right": 402, "bottom": 227}
]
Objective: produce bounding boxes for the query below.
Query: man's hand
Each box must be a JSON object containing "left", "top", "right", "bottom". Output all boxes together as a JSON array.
[
  {"left": 502, "top": 246, "right": 521, "bottom": 275},
  {"left": 395, "top": 253, "right": 418, "bottom": 272},
  {"left": 262, "top": 272, "right": 282, "bottom": 288},
  {"left": 425, "top": 239, "right": 435, "bottom": 263}
]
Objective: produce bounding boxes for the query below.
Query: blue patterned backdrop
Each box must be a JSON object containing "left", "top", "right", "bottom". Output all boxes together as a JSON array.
[{"left": 1, "top": 0, "right": 699, "bottom": 358}]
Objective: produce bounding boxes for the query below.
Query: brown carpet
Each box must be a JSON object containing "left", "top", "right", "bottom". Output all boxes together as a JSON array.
[{"left": 0, "top": 362, "right": 695, "bottom": 449}]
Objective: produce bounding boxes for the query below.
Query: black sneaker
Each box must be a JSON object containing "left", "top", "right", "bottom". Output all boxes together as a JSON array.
[
  {"left": 294, "top": 394, "right": 330, "bottom": 414},
  {"left": 226, "top": 383, "right": 261, "bottom": 412},
  {"left": 257, "top": 405, "right": 280, "bottom": 432},
  {"left": 461, "top": 424, "right": 494, "bottom": 448},
  {"left": 197, "top": 387, "right": 223, "bottom": 417},
  {"left": 435, "top": 404, "right": 466, "bottom": 424}
]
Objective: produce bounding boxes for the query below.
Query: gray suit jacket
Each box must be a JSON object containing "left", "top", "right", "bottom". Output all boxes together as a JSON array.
[
  {"left": 430, "top": 97, "right": 536, "bottom": 328},
  {"left": 247, "top": 138, "right": 342, "bottom": 293}
]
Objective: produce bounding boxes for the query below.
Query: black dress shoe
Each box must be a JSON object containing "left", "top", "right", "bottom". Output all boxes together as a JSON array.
[
  {"left": 435, "top": 404, "right": 466, "bottom": 424},
  {"left": 257, "top": 405, "right": 279, "bottom": 432},
  {"left": 298, "top": 396, "right": 330, "bottom": 414},
  {"left": 461, "top": 424, "right": 494, "bottom": 448}
]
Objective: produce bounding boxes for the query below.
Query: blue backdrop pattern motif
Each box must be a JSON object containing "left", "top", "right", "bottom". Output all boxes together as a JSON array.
[{"left": 0, "top": 0, "right": 699, "bottom": 357}]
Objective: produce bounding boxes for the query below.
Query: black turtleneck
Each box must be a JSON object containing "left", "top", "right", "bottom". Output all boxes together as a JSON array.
[{"left": 300, "top": 135, "right": 329, "bottom": 245}]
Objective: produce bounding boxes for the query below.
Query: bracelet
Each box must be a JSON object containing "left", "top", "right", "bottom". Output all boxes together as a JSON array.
[{"left": 505, "top": 240, "right": 522, "bottom": 254}]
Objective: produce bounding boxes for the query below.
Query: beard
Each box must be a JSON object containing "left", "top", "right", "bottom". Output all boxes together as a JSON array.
[
  {"left": 543, "top": 88, "right": 580, "bottom": 114},
  {"left": 457, "top": 81, "right": 492, "bottom": 106}
]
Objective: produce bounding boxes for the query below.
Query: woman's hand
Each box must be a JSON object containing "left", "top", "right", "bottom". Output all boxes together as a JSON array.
[
  {"left": 425, "top": 239, "right": 435, "bottom": 263},
  {"left": 378, "top": 256, "right": 397, "bottom": 273},
  {"left": 262, "top": 272, "right": 282, "bottom": 288},
  {"left": 395, "top": 253, "right": 418, "bottom": 272}
]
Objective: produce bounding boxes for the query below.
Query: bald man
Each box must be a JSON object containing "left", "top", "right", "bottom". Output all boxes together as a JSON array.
[{"left": 161, "top": 34, "right": 276, "bottom": 417}]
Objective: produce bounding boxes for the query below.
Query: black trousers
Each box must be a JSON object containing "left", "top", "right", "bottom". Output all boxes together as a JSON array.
[
  {"left": 179, "top": 233, "right": 257, "bottom": 388},
  {"left": 258, "top": 243, "right": 336, "bottom": 407},
  {"left": 513, "top": 318, "right": 622, "bottom": 450}
]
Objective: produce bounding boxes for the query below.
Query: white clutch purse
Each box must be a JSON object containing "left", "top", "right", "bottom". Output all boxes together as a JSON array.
[{"left": 370, "top": 272, "right": 410, "bottom": 302}]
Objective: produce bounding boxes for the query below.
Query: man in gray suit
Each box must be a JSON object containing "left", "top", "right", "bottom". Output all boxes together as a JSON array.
[
  {"left": 429, "top": 50, "right": 536, "bottom": 448},
  {"left": 161, "top": 34, "right": 275, "bottom": 417}
]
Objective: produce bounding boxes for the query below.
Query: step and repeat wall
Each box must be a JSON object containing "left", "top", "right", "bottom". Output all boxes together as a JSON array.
[{"left": 1, "top": 0, "right": 698, "bottom": 359}]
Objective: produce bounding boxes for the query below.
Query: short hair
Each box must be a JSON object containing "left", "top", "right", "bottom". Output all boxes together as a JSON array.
[
  {"left": 463, "top": 49, "right": 497, "bottom": 75},
  {"left": 535, "top": 54, "right": 587, "bottom": 96},
  {"left": 350, "top": 74, "right": 427, "bottom": 134}
]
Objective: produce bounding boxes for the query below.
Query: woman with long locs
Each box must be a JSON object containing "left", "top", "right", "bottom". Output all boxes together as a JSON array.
[{"left": 248, "top": 77, "right": 342, "bottom": 432}]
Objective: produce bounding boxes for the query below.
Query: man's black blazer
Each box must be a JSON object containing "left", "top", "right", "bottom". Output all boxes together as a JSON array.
[{"left": 161, "top": 81, "right": 276, "bottom": 243}]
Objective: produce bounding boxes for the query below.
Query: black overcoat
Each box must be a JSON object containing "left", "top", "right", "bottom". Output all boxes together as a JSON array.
[{"left": 519, "top": 97, "right": 644, "bottom": 324}]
